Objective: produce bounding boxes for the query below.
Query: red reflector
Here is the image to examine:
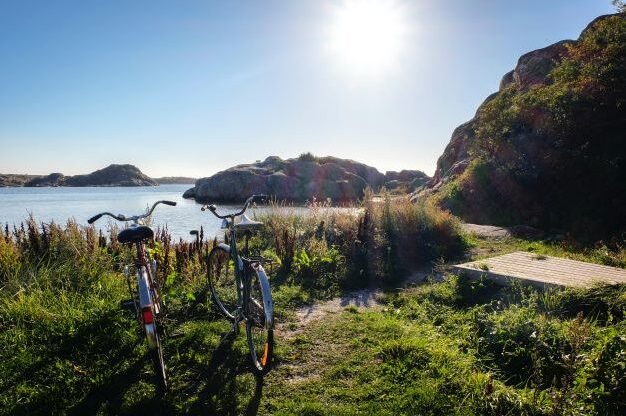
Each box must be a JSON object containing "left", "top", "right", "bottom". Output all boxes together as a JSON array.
[{"left": 142, "top": 307, "right": 154, "bottom": 324}]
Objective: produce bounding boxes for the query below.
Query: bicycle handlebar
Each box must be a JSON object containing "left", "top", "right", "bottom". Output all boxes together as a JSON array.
[
  {"left": 87, "top": 200, "right": 177, "bottom": 224},
  {"left": 201, "top": 194, "right": 267, "bottom": 219}
]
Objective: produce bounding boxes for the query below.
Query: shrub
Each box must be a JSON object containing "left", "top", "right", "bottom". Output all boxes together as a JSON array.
[{"left": 297, "top": 152, "right": 318, "bottom": 162}]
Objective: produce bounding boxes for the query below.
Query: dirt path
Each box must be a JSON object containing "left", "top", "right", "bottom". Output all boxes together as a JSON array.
[
  {"left": 279, "top": 268, "right": 432, "bottom": 340},
  {"left": 296, "top": 289, "right": 383, "bottom": 323},
  {"left": 461, "top": 223, "right": 512, "bottom": 238}
]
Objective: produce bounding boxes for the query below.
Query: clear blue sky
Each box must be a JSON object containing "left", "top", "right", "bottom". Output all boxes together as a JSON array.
[{"left": 0, "top": 0, "right": 616, "bottom": 177}]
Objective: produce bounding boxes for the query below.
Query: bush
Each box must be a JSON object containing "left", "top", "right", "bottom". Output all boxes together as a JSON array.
[{"left": 297, "top": 152, "right": 318, "bottom": 162}]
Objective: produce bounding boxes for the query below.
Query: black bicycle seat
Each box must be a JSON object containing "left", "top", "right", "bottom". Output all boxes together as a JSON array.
[{"left": 117, "top": 225, "right": 154, "bottom": 244}]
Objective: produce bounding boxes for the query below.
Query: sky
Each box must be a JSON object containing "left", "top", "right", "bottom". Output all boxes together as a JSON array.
[{"left": 0, "top": 0, "right": 617, "bottom": 178}]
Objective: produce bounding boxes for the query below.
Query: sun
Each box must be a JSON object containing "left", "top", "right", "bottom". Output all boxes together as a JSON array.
[{"left": 326, "top": 0, "right": 408, "bottom": 78}]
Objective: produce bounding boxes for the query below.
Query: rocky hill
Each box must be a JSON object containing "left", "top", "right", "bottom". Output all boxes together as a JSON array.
[
  {"left": 0, "top": 165, "right": 157, "bottom": 187},
  {"left": 419, "top": 13, "right": 626, "bottom": 240},
  {"left": 184, "top": 155, "right": 429, "bottom": 203}
]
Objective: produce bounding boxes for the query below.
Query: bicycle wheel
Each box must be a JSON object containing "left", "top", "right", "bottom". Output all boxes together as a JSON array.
[
  {"left": 139, "top": 267, "right": 167, "bottom": 392},
  {"left": 148, "top": 326, "right": 167, "bottom": 392},
  {"left": 207, "top": 245, "right": 239, "bottom": 319},
  {"left": 245, "top": 264, "right": 274, "bottom": 373}
]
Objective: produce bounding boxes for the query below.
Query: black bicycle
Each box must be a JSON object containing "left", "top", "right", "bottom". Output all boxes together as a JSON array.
[
  {"left": 88, "top": 200, "right": 176, "bottom": 391},
  {"left": 202, "top": 194, "right": 274, "bottom": 373}
]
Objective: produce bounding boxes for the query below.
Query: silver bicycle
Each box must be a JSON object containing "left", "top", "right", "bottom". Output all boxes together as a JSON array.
[{"left": 88, "top": 200, "right": 176, "bottom": 391}]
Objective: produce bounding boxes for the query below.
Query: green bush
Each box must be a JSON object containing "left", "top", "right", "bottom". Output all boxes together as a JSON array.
[{"left": 297, "top": 152, "right": 318, "bottom": 162}]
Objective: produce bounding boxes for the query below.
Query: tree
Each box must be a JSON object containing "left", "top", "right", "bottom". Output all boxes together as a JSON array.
[{"left": 613, "top": 0, "right": 626, "bottom": 13}]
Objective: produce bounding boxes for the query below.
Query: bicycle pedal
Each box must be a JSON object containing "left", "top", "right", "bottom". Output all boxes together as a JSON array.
[{"left": 120, "top": 299, "right": 136, "bottom": 312}]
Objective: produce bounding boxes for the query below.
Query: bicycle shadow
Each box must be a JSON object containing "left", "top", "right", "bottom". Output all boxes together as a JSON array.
[{"left": 186, "top": 327, "right": 265, "bottom": 416}]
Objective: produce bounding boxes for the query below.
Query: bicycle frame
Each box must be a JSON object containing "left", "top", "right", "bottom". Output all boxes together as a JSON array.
[{"left": 217, "top": 225, "right": 251, "bottom": 323}]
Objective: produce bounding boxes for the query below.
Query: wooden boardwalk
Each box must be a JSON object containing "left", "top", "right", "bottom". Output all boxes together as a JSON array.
[{"left": 452, "top": 251, "right": 626, "bottom": 288}]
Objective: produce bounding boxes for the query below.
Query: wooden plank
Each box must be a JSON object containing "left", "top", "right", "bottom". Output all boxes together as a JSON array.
[{"left": 452, "top": 251, "right": 626, "bottom": 288}]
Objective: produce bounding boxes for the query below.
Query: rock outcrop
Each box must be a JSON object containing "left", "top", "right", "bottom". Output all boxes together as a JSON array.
[
  {"left": 419, "top": 13, "right": 626, "bottom": 240},
  {"left": 384, "top": 170, "right": 430, "bottom": 191},
  {"left": 426, "top": 39, "right": 572, "bottom": 192},
  {"left": 185, "top": 156, "right": 429, "bottom": 203}
]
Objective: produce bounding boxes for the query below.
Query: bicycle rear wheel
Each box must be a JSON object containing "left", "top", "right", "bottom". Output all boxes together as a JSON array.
[
  {"left": 148, "top": 326, "right": 167, "bottom": 392},
  {"left": 139, "top": 267, "right": 168, "bottom": 392},
  {"left": 245, "top": 264, "right": 274, "bottom": 373},
  {"left": 207, "top": 245, "right": 239, "bottom": 319}
]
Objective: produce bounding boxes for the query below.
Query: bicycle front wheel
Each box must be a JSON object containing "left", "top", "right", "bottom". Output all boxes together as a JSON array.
[
  {"left": 207, "top": 244, "right": 239, "bottom": 319},
  {"left": 246, "top": 264, "right": 274, "bottom": 373}
]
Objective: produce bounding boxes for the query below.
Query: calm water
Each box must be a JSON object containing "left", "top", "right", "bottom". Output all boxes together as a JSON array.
[{"left": 0, "top": 185, "right": 354, "bottom": 240}]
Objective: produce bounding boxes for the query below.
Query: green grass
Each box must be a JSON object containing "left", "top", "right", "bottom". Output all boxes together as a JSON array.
[
  {"left": 258, "top": 276, "right": 626, "bottom": 415},
  {"left": 1, "top": 213, "right": 626, "bottom": 415}
]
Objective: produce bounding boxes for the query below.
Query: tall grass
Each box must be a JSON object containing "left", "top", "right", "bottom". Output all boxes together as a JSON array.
[{"left": 256, "top": 191, "right": 468, "bottom": 298}]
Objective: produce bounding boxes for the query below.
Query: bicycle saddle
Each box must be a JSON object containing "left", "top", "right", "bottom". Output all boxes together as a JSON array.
[
  {"left": 234, "top": 214, "right": 264, "bottom": 230},
  {"left": 117, "top": 225, "right": 154, "bottom": 244}
]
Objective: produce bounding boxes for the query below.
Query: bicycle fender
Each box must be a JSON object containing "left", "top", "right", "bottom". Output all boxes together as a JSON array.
[
  {"left": 252, "top": 263, "right": 274, "bottom": 329},
  {"left": 137, "top": 267, "right": 152, "bottom": 309}
]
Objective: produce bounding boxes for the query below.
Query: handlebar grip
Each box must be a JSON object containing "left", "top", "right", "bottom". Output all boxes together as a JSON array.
[
  {"left": 161, "top": 200, "right": 177, "bottom": 206},
  {"left": 208, "top": 204, "right": 217, "bottom": 211},
  {"left": 87, "top": 213, "right": 103, "bottom": 224}
]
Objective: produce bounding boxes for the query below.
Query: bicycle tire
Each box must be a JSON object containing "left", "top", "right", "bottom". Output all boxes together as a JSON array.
[
  {"left": 139, "top": 267, "right": 168, "bottom": 392},
  {"left": 149, "top": 328, "right": 168, "bottom": 392},
  {"left": 207, "top": 244, "right": 239, "bottom": 319},
  {"left": 245, "top": 264, "right": 274, "bottom": 373}
]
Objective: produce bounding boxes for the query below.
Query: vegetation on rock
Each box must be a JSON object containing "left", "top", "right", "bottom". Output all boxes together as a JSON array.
[{"left": 424, "top": 13, "right": 626, "bottom": 241}]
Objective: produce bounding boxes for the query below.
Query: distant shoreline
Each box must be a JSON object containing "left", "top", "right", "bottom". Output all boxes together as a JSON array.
[
  {"left": 0, "top": 164, "right": 196, "bottom": 188},
  {"left": 0, "top": 183, "right": 196, "bottom": 188}
]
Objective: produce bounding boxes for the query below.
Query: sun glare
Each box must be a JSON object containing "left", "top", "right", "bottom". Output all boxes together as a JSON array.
[{"left": 327, "top": 0, "right": 408, "bottom": 79}]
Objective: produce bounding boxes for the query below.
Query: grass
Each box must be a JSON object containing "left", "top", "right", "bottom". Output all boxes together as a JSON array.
[
  {"left": 257, "top": 275, "right": 626, "bottom": 415},
  {"left": 1, "top": 207, "right": 626, "bottom": 415}
]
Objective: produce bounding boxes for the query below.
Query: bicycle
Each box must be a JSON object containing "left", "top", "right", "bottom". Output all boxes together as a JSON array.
[
  {"left": 88, "top": 200, "right": 176, "bottom": 391},
  {"left": 202, "top": 194, "right": 274, "bottom": 373}
]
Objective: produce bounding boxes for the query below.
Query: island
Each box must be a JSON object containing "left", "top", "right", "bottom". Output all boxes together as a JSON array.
[
  {"left": 183, "top": 154, "right": 429, "bottom": 203},
  {"left": 0, "top": 164, "right": 158, "bottom": 187}
]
